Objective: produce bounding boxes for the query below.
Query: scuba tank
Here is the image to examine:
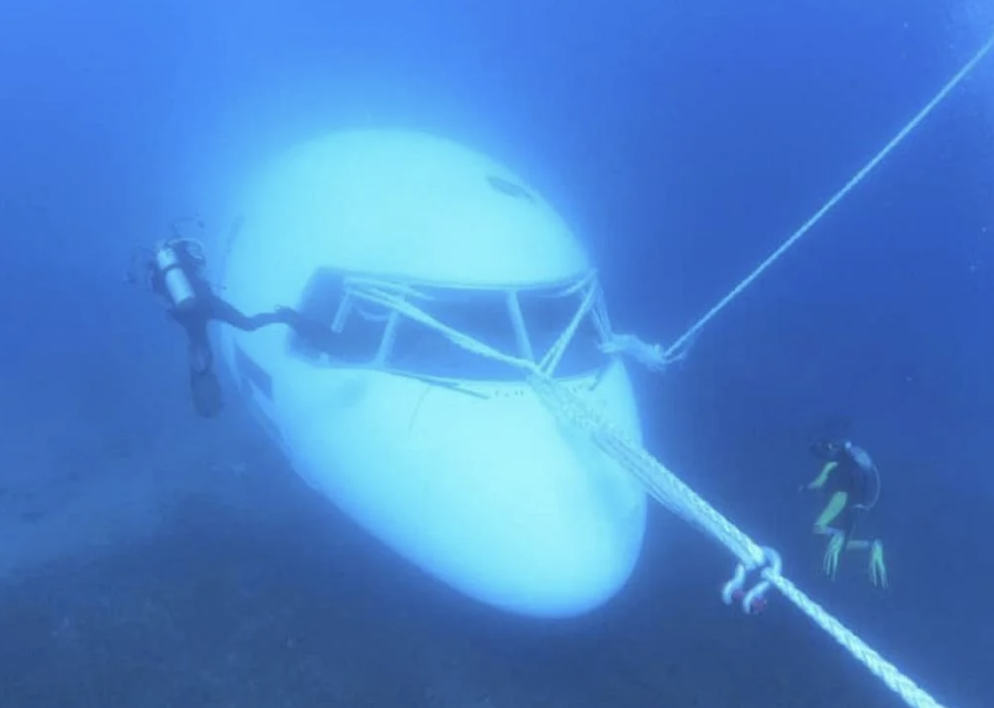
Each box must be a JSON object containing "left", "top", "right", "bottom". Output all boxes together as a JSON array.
[
  {"left": 154, "top": 241, "right": 197, "bottom": 311},
  {"left": 846, "top": 443, "right": 881, "bottom": 510}
]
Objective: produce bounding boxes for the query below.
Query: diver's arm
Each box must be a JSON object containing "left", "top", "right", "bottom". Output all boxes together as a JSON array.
[
  {"left": 207, "top": 293, "right": 259, "bottom": 331},
  {"left": 804, "top": 461, "right": 838, "bottom": 490}
]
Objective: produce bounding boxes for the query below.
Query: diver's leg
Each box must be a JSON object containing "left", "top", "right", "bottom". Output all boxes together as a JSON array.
[
  {"left": 814, "top": 498, "right": 885, "bottom": 586},
  {"left": 813, "top": 491, "right": 848, "bottom": 534},
  {"left": 185, "top": 319, "right": 214, "bottom": 374},
  {"left": 184, "top": 318, "right": 223, "bottom": 417},
  {"left": 842, "top": 533, "right": 887, "bottom": 587},
  {"left": 816, "top": 493, "right": 851, "bottom": 580},
  {"left": 841, "top": 515, "right": 872, "bottom": 551}
]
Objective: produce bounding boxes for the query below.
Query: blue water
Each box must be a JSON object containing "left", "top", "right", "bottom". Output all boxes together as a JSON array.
[{"left": 1, "top": 1, "right": 992, "bottom": 706}]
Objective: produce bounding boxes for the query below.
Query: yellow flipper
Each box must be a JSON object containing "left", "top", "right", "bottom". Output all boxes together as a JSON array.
[
  {"left": 823, "top": 532, "right": 844, "bottom": 580},
  {"left": 869, "top": 539, "right": 887, "bottom": 589}
]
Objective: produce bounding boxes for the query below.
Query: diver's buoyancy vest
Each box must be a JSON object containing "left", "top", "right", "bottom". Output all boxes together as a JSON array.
[{"left": 847, "top": 445, "right": 881, "bottom": 510}]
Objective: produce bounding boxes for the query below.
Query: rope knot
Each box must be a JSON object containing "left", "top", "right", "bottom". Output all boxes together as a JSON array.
[{"left": 721, "top": 546, "right": 782, "bottom": 615}]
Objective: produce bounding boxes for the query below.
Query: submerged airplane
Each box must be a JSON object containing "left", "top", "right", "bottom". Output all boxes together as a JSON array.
[{"left": 214, "top": 129, "right": 650, "bottom": 618}]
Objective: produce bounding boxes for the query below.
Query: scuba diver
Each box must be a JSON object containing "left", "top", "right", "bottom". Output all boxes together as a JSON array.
[
  {"left": 801, "top": 438, "right": 888, "bottom": 588},
  {"left": 129, "top": 219, "right": 307, "bottom": 418}
]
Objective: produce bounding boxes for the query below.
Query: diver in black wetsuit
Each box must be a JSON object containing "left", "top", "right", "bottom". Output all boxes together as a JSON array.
[
  {"left": 802, "top": 439, "right": 887, "bottom": 587},
  {"left": 136, "top": 228, "right": 303, "bottom": 418}
]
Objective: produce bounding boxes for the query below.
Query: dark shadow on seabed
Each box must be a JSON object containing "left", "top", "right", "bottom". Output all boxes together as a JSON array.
[
  {"left": 3, "top": 430, "right": 978, "bottom": 708},
  {"left": 0, "top": 276, "right": 988, "bottom": 707}
]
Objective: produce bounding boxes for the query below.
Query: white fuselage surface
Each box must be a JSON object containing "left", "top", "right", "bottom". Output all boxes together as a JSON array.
[{"left": 216, "top": 130, "right": 649, "bottom": 618}]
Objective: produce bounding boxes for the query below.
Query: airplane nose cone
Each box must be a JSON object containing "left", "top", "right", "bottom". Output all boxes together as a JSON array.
[
  {"left": 478, "top": 446, "right": 647, "bottom": 617},
  {"left": 281, "top": 364, "right": 648, "bottom": 618}
]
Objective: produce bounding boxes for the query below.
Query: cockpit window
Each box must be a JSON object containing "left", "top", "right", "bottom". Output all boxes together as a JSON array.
[
  {"left": 517, "top": 286, "right": 604, "bottom": 377},
  {"left": 290, "top": 268, "right": 386, "bottom": 364},
  {"left": 388, "top": 290, "right": 523, "bottom": 379},
  {"left": 289, "top": 268, "right": 607, "bottom": 381}
]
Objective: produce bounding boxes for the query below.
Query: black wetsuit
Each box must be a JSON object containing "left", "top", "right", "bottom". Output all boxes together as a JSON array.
[
  {"left": 819, "top": 442, "right": 880, "bottom": 545},
  {"left": 148, "top": 243, "right": 297, "bottom": 417}
]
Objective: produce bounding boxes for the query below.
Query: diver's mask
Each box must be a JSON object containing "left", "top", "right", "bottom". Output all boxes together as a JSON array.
[{"left": 809, "top": 439, "right": 841, "bottom": 460}]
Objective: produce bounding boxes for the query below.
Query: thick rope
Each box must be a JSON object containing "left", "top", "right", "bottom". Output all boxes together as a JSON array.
[
  {"left": 348, "top": 283, "right": 538, "bottom": 374},
  {"left": 769, "top": 575, "right": 945, "bottom": 708},
  {"left": 344, "top": 283, "right": 949, "bottom": 708},
  {"left": 319, "top": 35, "right": 994, "bottom": 708},
  {"left": 527, "top": 375, "right": 948, "bottom": 708},
  {"left": 527, "top": 374, "right": 763, "bottom": 565},
  {"left": 540, "top": 277, "right": 600, "bottom": 375},
  {"left": 663, "top": 30, "right": 994, "bottom": 360}
]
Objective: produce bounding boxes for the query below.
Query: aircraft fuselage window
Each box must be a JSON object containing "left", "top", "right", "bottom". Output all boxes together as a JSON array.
[
  {"left": 517, "top": 287, "right": 604, "bottom": 377},
  {"left": 289, "top": 267, "right": 607, "bottom": 381},
  {"left": 290, "top": 268, "right": 386, "bottom": 364},
  {"left": 387, "top": 290, "right": 523, "bottom": 380},
  {"left": 486, "top": 175, "right": 534, "bottom": 202}
]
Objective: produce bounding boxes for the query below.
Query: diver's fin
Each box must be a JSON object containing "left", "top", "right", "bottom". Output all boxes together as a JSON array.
[{"left": 190, "top": 368, "right": 224, "bottom": 418}]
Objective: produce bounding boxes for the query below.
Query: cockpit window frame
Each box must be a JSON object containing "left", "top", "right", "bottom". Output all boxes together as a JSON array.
[{"left": 289, "top": 267, "right": 611, "bottom": 383}]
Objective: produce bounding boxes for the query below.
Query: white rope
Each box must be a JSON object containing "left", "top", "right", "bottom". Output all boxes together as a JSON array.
[
  {"left": 527, "top": 373, "right": 764, "bottom": 564},
  {"left": 663, "top": 30, "right": 994, "bottom": 361},
  {"left": 349, "top": 284, "right": 539, "bottom": 374},
  {"left": 342, "top": 283, "right": 950, "bottom": 708},
  {"left": 527, "top": 375, "right": 949, "bottom": 708},
  {"left": 349, "top": 275, "right": 602, "bottom": 378},
  {"left": 769, "top": 574, "right": 946, "bottom": 708},
  {"left": 311, "top": 38, "right": 994, "bottom": 703},
  {"left": 591, "top": 289, "right": 614, "bottom": 341},
  {"left": 539, "top": 277, "right": 600, "bottom": 375}
]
